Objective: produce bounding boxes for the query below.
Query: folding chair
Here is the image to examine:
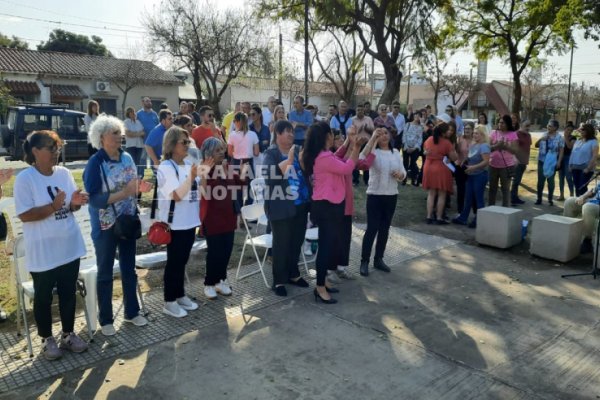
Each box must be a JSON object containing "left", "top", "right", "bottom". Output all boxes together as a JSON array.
[
  {"left": 298, "top": 227, "right": 319, "bottom": 273},
  {"left": 14, "top": 236, "right": 93, "bottom": 358},
  {"left": 236, "top": 204, "right": 272, "bottom": 288},
  {"left": 249, "top": 178, "right": 269, "bottom": 229}
]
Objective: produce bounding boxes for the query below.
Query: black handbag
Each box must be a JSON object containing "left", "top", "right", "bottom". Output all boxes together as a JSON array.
[
  {"left": 100, "top": 165, "right": 141, "bottom": 241},
  {"left": 0, "top": 213, "right": 7, "bottom": 241}
]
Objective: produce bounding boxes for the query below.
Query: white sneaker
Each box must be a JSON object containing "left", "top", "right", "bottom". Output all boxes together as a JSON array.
[
  {"left": 124, "top": 315, "right": 148, "bottom": 326},
  {"left": 101, "top": 324, "right": 116, "bottom": 336},
  {"left": 327, "top": 270, "right": 341, "bottom": 284},
  {"left": 215, "top": 280, "right": 232, "bottom": 296},
  {"left": 176, "top": 296, "right": 198, "bottom": 311},
  {"left": 163, "top": 301, "right": 188, "bottom": 318},
  {"left": 204, "top": 285, "right": 217, "bottom": 299}
]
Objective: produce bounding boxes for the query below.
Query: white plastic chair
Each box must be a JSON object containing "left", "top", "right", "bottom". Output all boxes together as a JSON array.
[
  {"left": 236, "top": 204, "right": 272, "bottom": 288},
  {"left": 14, "top": 236, "right": 93, "bottom": 357},
  {"left": 249, "top": 178, "right": 269, "bottom": 229}
]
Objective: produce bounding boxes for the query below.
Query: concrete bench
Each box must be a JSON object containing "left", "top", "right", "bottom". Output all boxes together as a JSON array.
[
  {"left": 476, "top": 206, "right": 523, "bottom": 249},
  {"left": 529, "top": 214, "right": 583, "bottom": 262}
]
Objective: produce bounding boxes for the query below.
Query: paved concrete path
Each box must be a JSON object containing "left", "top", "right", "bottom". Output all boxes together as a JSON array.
[{"left": 3, "top": 233, "right": 600, "bottom": 400}]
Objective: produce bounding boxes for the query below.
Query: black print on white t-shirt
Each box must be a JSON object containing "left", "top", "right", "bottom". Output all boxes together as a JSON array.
[{"left": 47, "top": 186, "right": 68, "bottom": 221}]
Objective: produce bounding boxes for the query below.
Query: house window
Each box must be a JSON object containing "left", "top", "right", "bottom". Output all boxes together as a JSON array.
[{"left": 94, "top": 98, "right": 117, "bottom": 116}]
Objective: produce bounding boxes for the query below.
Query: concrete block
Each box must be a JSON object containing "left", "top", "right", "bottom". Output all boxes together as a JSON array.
[
  {"left": 476, "top": 206, "right": 523, "bottom": 249},
  {"left": 529, "top": 214, "right": 583, "bottom": 262}
]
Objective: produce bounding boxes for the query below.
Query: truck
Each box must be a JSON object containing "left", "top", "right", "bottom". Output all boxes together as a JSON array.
[{"left": 0, "top": 104, "right": 89, "bottom": 161}]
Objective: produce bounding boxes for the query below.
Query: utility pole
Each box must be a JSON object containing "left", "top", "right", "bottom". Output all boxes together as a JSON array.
[
  {"left": 406, "top": 62, "right": 411, "bottom": 105},
  {"left": 565, "top": 43, "right": 574, "bottom": 126},
  {"left": 278, "top": 30, "right": 283, "bottom": 101},
  {"left": 370, "top": 56, "right": 375, "bottom": 104},
  {"left": 304, "top": 0, "right": 309, "bottom": 103}
]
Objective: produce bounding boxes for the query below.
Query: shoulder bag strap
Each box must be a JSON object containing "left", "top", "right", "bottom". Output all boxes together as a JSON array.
[{"left": 99, "top": 163, "right": 119, "bottom": 217}]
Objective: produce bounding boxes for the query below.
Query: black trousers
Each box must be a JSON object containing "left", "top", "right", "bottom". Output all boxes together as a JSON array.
[
  {"left": 454, "top": 166, "right": 467, "bottom": 213},
  {"left": 30, "top": 258, "right": 80, "bottom": 338},
  {"left": 164, "top": 228, "right": 196, "bottom": 302},
  {"left": 205, "top": 231, "right": 235, "bottom": 286},
  {"left": 332, "top": 215, "right": 353, "bottom": 270},
  {"left": 361, "top": 194, "right": 397, "bottom": 262},
  {"left": 312, "top": 200, "right": 344, "bottom": 286},
  {"left": 270, "top": 203, "right": 308, "bottom": 285},
  {"left": 402, "top": 150, "right": 420, "bottom": 183},
  {"left": 352, "top": 169, "right": 369, "bottom": 185}
]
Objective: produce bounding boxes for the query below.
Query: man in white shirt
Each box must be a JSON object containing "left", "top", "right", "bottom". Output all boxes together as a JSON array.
[
  {"left": 262, "top": 96, "right": 276, "bottom": 127},
  {"left": 388, "top": 101, "right": 406, "bottom": 150}
]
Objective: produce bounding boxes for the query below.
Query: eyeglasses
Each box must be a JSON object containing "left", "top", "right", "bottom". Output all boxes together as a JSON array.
[
  {"left": 178, "top": 139, "right": 191, "bottom": 145},
  {"left": 45, "top": 146, "right": 62, "bottom": 154}
]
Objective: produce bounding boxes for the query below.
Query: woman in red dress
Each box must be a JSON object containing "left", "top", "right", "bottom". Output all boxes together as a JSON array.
[{"left": 422, "top": 122, "right": 458, "bottom": 224}]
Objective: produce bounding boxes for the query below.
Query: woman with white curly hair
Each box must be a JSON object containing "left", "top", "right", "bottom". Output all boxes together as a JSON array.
[{"left": 83, "top": 115, "right": 153, "bottom": 336}]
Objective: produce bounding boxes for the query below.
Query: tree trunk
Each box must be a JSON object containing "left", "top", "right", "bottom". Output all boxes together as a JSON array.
[
  {"left": 512, "top": 76, "right": 522, "bottom": 115},
  {"left": 209, "top": 97, "right": 222, "bottom": 120},
  {"left": 121, "top": 89, "right": 129, "bottom": 119},
  {"left": 379, "top": 64, "right": 402, "bottom": 106}
]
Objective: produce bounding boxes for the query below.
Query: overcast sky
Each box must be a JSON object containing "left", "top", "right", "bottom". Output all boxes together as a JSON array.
[{"left": 0, "top": 0, "right": 598, "bottom": 87}]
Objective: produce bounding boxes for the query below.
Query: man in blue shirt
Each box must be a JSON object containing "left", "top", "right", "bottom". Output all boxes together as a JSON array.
[
  {"left": 288, "top": 95, "right": 313, "bottom": 146},
  {"left": 330, "top": 100, "right": 353, "bottom": 137},
  {"left": 137, "top": 97, "right": 159, "bottom": 136},
  {"left": 144, "top": 109, "right": 173, "bottom": 168}
]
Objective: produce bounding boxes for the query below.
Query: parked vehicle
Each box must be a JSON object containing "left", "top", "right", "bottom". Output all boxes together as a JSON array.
[{"left": 0, "top": 104, "right": 88, "bottom": 161}]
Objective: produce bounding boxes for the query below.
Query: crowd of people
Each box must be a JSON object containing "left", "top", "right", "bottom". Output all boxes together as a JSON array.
[{"left": 7, "top": 91, "right": 600, "bottom": 361}]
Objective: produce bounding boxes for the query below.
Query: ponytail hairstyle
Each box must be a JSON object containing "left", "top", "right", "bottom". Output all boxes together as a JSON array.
[
  {"left": 23, "top": 130, "right": 62, "bottom": 165},
  {"left": 433, "top": 122, "right": 449, "bottom": 145},
  {"left": 234, "top": 112, "right": 249, "bottom": 134},
  {"left": 302, "top": 121, "right": 330, "bottom": 179}
]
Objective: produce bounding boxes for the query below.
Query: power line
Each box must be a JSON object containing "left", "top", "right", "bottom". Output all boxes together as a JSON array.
[
  {"left": 0, "top": 0, "right": 146, "bottom": 30},
  {"left": 0, "top": 12, "right": 146, "bottom": 34}
]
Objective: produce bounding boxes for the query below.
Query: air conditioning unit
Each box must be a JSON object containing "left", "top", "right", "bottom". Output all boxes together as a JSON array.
[{"left": 96, "top": 81, "right": 111, "bottom": 92}]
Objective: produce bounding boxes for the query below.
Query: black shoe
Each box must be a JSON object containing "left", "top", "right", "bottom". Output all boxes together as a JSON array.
[
  {"left": 313, "top": 289, "right": 337, "bottom": 304},
  {"left": 512, "top": 198, "right": 525, "bottom": 205},
  {"left": 273, "top": 285, "right": 287, "bottom": 297},
  {"left": 548, "top": 200, "right": 554, "bottom": 206},
  {"left": 325, "top": 286, "right": 340, "bottom": 293},
  {"left": 434, "top": 219, "right": 449, "bottom": 225},
  {"left": 426, "top": 218, "right": 434, "bottom": 225},
  {"left": 401, "top": 180, "right": 407, "bottom": 186},
  {"left": 360, "top": 260, "right": 369, "bottom": 276},
  {"left": 452, "top": 217, "right": 467, "bottom": 225},
  {"left": 468, "top": 219, "right": 477, "bottom": 229},
  {"left": 535, "top": 199, "right": 542, "bottom": 205},
  {"left": 288, "top": 277, "right": 309, "bottom": 288},
  {"left": 580, "top": 238, "right": 593, "bottom": 254},
  {"left": 374, "top": 258, "right": 391, "bottom": 272}
]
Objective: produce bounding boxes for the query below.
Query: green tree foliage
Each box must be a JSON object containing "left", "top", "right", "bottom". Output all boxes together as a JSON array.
[
  {"left": 0, "top": 33, "right": 28, "bottom": 49},
  {"left": 258, "top": 0, "right": 447, "bottom": 106},
  {"left": 38, "top": 29, "right": 112, "bottom": 56},
  {"left": 0, "top": 75, "right": 16, "bottom": 117},
  {"left": 448, "top": 0, "right": 589, "bottom": 114}
]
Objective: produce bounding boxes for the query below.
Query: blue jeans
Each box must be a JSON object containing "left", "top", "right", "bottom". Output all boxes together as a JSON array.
[
  {"left": 126, "top": 147, "right": 145, "bottom": 178},
  {"left": 93, "top": 227, "right": 140, "bottom": 326},
  {"left": 558, "top": 154, "right": 574, "bottom": 197},
  {"left": 457, "top": 171, "right": 488, "bottom": 222}
]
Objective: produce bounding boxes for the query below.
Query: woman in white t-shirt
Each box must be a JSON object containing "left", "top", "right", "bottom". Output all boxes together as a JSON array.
[
  {"left": 124, "top": 107, "right": 146, "bottom": 178},
  {"left": 157, "top": 126, "right": 209, "bottom": 318},
  {"left": 84, "top": 100, "right": 99, "bottom": 157},
  {"left": 227, "top": 112, "right": 259, "bottom": 208},
  {"left": 14, "top": 130, "right": 89, "bottom": 361}
]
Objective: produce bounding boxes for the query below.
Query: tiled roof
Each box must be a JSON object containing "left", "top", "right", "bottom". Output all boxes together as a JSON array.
[
  {"left": 0, "top": 48, "right": 181, "bottom": 85},
  {"left": 45, "top": 84, "right": 87, "bottom": 98},
  {"left": 2, "top": 80, "right": 40, "bottom": 95},
  {"left": 223, "top": 76, "right": 371, "bottom": 97}
]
